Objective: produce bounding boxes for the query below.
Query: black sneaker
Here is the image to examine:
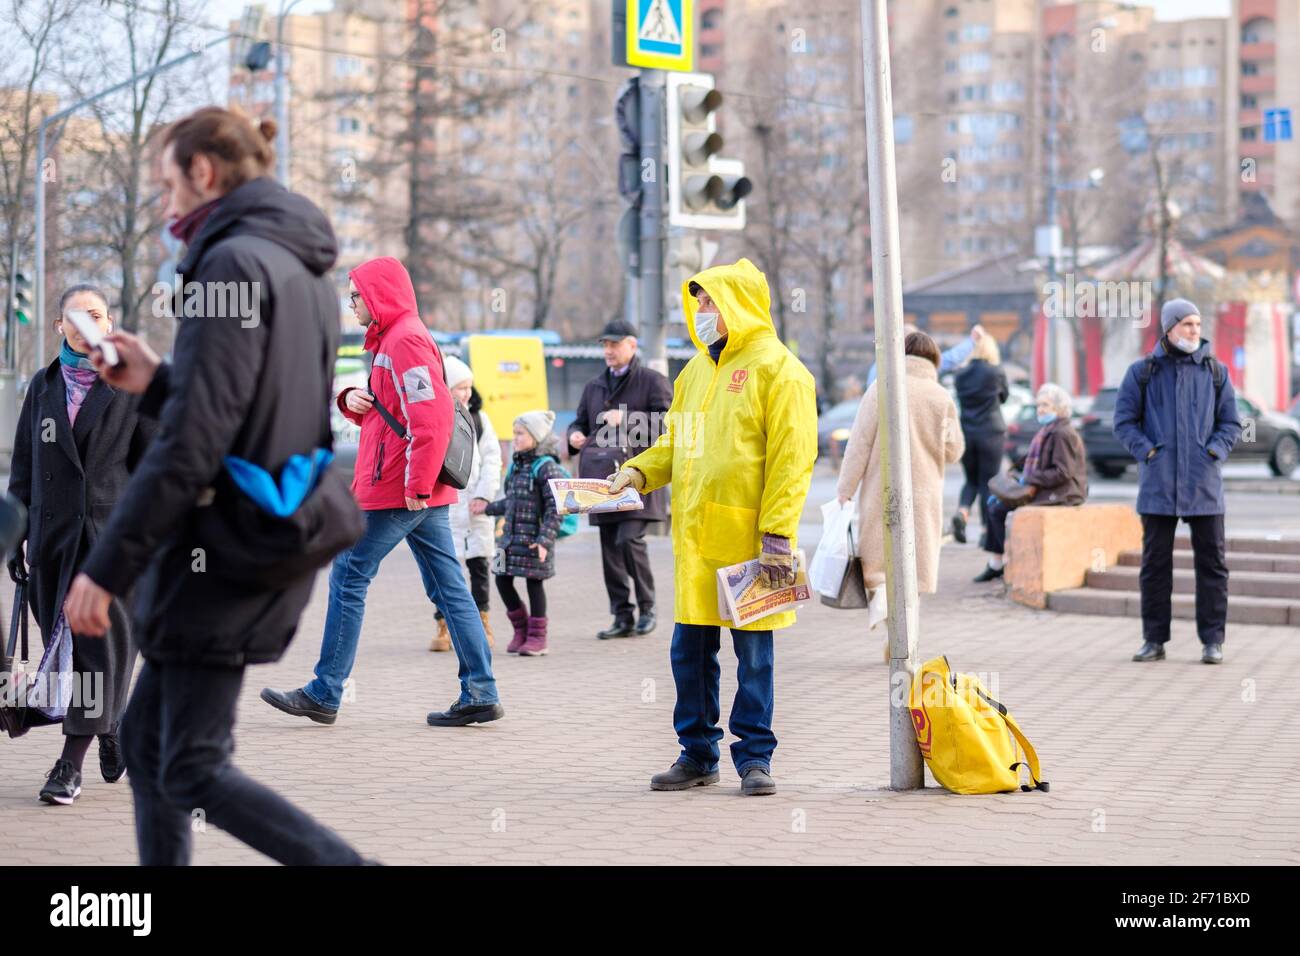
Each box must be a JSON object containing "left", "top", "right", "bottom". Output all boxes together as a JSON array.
[
  {"left": 635, "top": 609, "right": 658, "bottom": 635},
  {"left": 973, "top": 564, "right": 1005, "bottom": 583},
  {"left": 98, "top": 733, "right": 126, "bottom": 783},
  {"left": 597, "top": 617, "right": 637, "bottom": 640},
  {"left": 426, "top": 700, "right": 504, "bottom": 727},
  {"left": 741, "top": 767, "right": 777, "bottom": 796},
  {"left": 39, "top": 759, "right": 82, "bottom": 806},
  {"left": 951, "top": 512, "right": 967, "bottom": 544},
  {"left": 649, "top": 761, "right": 719, "bottom": 791},
  {"left": 260, "top": 687, "right": 339, "bottom": 725}
]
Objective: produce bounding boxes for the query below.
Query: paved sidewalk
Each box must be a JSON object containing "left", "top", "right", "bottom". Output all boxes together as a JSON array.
[{"left": 3, "top": 467, "right": 1297, "bottom": 865}]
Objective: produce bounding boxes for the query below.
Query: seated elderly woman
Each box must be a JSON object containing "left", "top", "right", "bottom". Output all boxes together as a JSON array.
[{"left": 974, "top": 383, "right": 1089, "bottom": 582}]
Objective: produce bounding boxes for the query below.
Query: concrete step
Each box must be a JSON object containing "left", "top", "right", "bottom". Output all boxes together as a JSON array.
[
  {"left": 1175, "top": 534, "right": 1300, "bottom": 556},
  {"left": 1116, "top": 549, "right": 1300, "bottom": 575},
  {"left": 1047, "top": 588, "right": 1300, "bottom": 626},
  {"left": 1087, "top": 565, "right": 1300, "bottom": 600}
]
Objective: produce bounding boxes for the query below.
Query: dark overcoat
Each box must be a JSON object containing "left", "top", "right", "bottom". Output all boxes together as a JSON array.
[{"left": 8, "top": 359, "right": 155, "bottom": 734}]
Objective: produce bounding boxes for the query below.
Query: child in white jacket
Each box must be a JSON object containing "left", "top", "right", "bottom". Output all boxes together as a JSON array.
[{"left": 432, "top": 356, "right": 503, "bottom": 650}]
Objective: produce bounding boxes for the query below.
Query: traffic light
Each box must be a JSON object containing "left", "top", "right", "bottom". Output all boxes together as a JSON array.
[
  {"left": 666, "top": 72, "right": 751, "bottom": 230},
  {"left": 13, "top": 272, "right": 31, "bottom": 325}
]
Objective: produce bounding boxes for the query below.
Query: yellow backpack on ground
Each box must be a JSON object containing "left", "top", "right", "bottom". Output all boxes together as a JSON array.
[{"left": 908, "top": 656, "right": 1049, "bottom": 795}]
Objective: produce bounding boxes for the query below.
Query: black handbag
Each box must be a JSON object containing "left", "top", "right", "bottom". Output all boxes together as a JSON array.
[
  {"left": 371, "top": 343, "right": 475, "bottom": 491},
  {"left": 1, "top": 581, "right": 32, "bottom": 739}
]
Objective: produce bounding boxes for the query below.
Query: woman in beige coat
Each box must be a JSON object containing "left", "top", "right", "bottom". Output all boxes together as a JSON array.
[{"left": 836, "top": 331, "right": 966, "bottom": 632}]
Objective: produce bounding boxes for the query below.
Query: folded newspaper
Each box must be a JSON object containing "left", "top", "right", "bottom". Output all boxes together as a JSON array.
[
  {"left": 715, "top": 550, "right": 812, "bottom": 627},
  {"left": 548, "top": 478, "right": 645, "bottom": 516}
]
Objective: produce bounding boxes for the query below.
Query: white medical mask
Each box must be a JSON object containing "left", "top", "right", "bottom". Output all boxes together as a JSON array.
[
  {"left": 1171, "top": 334, "right": 1199, "bottom": 354},
  {"left": 1036, "top": 412, "right": 1057, "bottom": 426},
  {"left": 694, "top": 310, "right": 722, "bottom": 346}
]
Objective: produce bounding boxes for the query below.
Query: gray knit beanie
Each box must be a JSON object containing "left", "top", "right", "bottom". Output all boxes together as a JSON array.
[
  {"left": 515, "top": 409, "right": 556, "bottom": 445},
  {"left": 1160, "top": 298, "right": 1199, "bottom": 334}
]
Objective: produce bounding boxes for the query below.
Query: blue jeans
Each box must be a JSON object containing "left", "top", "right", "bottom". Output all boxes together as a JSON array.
[
  {"left": 670, "top": 624, "right": 776, "bottom": 777},
  {"left": 303, "top": 506, "right": 499, "bottom": 710}
]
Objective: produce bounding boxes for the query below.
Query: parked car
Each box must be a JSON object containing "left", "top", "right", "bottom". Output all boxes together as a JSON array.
[
  {"left": 1082, "top": 386, "right": 1300, "bottom": 478},
  {"left": 818, "top": 397, "right": 861, "bottom": 461},
  {"left": 1004, "top": 398, "right": 1089, "bottom": 467}
]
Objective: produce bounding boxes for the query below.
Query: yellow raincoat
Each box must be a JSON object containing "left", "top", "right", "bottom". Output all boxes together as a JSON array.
[{"left": 625, "top": 259, "right": 817, "bottom": 630}]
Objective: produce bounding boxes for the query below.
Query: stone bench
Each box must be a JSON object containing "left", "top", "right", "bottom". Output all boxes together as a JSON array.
[{"left": 1005, "top": 504, "right": 1143, "bottom": 609}]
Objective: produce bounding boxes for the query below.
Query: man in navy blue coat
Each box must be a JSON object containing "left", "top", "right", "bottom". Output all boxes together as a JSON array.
[{"left": 1113, "top": 298, "right": 1242, "bottom": 665}]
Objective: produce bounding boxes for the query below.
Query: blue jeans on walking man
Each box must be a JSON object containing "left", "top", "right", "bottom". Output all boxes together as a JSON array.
[
  {"left": 303, "top": 505, "right": 499, "bottom": 711},
  {"left": 670, "top": 623, "right": 776, "bottom": 777}
]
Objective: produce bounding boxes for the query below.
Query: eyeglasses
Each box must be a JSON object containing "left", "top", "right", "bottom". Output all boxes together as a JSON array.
[{"left": 348, "top": 292, "right": 361, "bottom": 306}]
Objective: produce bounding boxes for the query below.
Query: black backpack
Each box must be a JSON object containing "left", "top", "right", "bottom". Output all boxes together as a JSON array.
[{"left": 1136, "top": 352, "right": 1226, "bottom": 425}]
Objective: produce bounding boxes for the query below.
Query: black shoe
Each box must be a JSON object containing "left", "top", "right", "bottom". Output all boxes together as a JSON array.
[
  {"left": 98, "top": 733, "right": 126, "bottom": 784},
  {"left": 597, "top": 617, "right": 637, "bottom": 640},
  {"left": 39, "top": 759, "right": 82, "bottom": 806},
  {"left": 650, "top": 761, "right": 720, "bottom": 791},
  {"left": 952, "top": 512, "right": 967, "bottom": 544},
  {"left": 635, "top": 609, "right": 657, "bottom": 635},
  {"left": 260, "top": 687, "right": 338, "bottom": 725},
  {"left": 972, "top": 564, "right": 1005, "bottom": 583},
  {"left": 741, "top": 767, "right": 777, "bottom": 796},
  {"left": 1202, "top": 643, "right": 1224, "bottom": 665},
  {"left": 426, "top": 700, "right": 505, "bottom": 727},
  {"left": 1132, "top": 641, "right": 1166, "bottom": 663}
]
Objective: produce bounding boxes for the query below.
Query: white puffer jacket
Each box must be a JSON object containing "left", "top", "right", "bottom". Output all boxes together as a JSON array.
[{"left": 449, "top": 410, "right": 502, "bottom": 560}]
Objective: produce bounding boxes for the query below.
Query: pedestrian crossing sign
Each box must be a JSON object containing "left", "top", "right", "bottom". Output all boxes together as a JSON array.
[{"left": 627, "top": 0, "right": 694, "bottom": 72}]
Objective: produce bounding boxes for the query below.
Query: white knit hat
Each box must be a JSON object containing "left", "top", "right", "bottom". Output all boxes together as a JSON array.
[
  {"left": 443, "top": 355, "right": 473, "bottom": 389},
  {"left": 515, "top": 409, "right": 556, "bottom": 444}
]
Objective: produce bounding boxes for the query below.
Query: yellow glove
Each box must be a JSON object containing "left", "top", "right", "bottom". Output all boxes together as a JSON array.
[
  {"left": 607, "top": 468, "right": 646, "bottom": 494},
  {"left": 758, "top": 533, "right": 796, "bottom": 588}
]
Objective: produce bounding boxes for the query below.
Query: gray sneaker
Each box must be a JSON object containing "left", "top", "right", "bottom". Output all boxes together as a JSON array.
[{"left": 650, "top": 762, "right": 719, "bottom": 791}]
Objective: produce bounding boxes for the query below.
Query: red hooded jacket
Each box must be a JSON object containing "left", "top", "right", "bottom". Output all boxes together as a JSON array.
[{"left": 337, "top": 257, "right": 457, "bottom": 510}]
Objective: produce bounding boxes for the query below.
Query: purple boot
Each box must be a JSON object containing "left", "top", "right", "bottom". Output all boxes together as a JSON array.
[
  {"left": 519, "top": 616, "right": 548, "bottom": 657},
  {"left": 506, "top": 607, "right": 529, "bottom": 654}
]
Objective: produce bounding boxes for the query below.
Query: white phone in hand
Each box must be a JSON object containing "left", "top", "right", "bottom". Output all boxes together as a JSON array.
[{"left": 63, "top": 309, "right": 121, "bottom": 367}]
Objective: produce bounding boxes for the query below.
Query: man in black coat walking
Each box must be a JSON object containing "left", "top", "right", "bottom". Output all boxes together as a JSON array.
[
  {"left": 567, "top": 320, "right": 673, "bottom": 638},
  {"left": 64, "top": 107, "right": 365, "bottom": 865}
]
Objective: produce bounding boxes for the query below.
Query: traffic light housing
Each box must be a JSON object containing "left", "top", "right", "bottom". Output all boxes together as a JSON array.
[
  {"left": 666, "top": 72, "right": 751, "bottom": 230},
  {"left": 12, "top": 272, "right": 31, "bottom": 325}
]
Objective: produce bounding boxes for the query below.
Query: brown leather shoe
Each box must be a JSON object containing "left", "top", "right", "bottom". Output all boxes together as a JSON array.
[
  {"left": 430, "top": 617, "right": 451, "bottom": 652},
  {"left": 480, "top": 610, "right": 495, "bottom": 648}
]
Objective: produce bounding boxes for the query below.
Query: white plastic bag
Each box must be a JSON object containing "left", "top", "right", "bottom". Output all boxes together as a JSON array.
[{"left": 809, "top": 498, "right": 857, "bottom": 597}]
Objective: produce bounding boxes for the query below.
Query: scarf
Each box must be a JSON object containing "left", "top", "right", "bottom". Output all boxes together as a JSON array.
[
  {"left": 1022, "top": 419, "right": 1055, "bottom": 485},
  {"left": 168, "top": 197, "right": 223, "bottom": 245},
  {"left": 59, "top": 340, "right": 99, "bottom": 426}
]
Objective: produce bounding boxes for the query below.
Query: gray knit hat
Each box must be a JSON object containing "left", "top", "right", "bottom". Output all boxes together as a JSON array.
[
  {"left": 1160, "top": 298, "right": 1199, "bottom": 334},
  {"left": 515, "top": 409, "right": 555, "bottom": 444}
]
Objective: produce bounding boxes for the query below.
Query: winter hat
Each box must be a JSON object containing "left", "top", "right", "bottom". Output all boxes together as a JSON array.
[
  {"left": 443, "top": 355, "right": 473, "bottom": 390},
  {"left": 515, "top": 409, "right": 556, "bottom": 445},
  {"left": 1160, "top": 298, "right": 1199, "bottom": 334}
]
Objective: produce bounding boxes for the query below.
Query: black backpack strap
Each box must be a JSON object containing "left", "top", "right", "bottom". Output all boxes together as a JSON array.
[{"left": 369, "top": 388, "right": 410, "bottom": 443}]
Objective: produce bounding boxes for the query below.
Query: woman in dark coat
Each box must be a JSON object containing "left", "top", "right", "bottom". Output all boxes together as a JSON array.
[
  {"left": 486, "top": 410, "right": 564, "bottom": 658},
  {"left": 7, "top": 284, "right": 155, "bottom": 804},
  {"left": 952, "top": 333, "right": 1010, "bottom": 543},
  {"left": 975, "top": 384, "right": 1088, "bottom": 582}
]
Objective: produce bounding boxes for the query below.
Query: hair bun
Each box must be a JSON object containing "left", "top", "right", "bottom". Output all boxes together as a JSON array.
[{"left": 258, "top": 118, "right": 278, "bottom": 142}]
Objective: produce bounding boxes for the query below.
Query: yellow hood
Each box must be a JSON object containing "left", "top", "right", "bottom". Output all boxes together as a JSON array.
[{"left": 683, "top": 258, "right": 776, "bottom": 353}]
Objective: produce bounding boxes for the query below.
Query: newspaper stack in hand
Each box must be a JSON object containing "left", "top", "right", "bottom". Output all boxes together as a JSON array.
[
  {"left": 716, "top": 550, "right": 812, "bottom": 627},
  {"left": 548, "top": 478, "right": 645, "bottom": 516}
]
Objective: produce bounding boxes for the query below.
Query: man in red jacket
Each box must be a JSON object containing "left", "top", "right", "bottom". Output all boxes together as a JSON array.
[{"left": 261, "top": 257, "right": 503, "bottom": 727}]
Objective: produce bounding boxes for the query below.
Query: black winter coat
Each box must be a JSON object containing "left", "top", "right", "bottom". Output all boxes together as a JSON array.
[
  {"left": 80, "top": 177, "right": 340, "bottom": 667},
  {"left": 955, "top": 359, "right": 1010, "bottom": 439},
  {"left": 8, "top": 360, "right": 155, "bottom": 733},
  {"left": 485, "top": 442, "right": 564, "bottom": 579},
  {"left": 566, "top": 357, "right": 673, "bottom": 525}
]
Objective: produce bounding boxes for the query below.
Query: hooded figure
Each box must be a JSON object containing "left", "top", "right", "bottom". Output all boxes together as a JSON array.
[{"left": 612, "top": 258, "right": 817, "bottom": 796}]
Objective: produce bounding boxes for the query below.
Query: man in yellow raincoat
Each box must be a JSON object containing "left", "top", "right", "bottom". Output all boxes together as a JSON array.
[{"left": 607, "top": 258, "right": 817, "bottom": 796}]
